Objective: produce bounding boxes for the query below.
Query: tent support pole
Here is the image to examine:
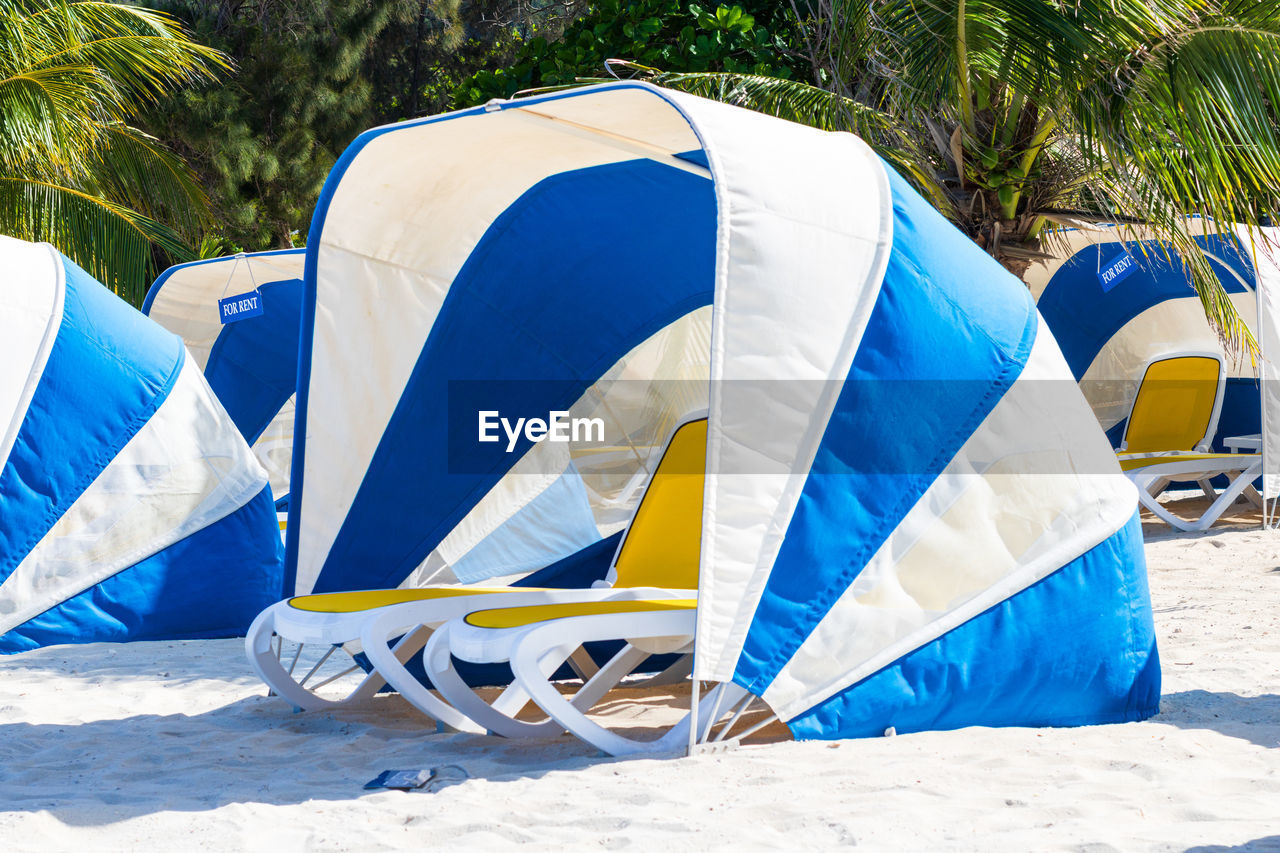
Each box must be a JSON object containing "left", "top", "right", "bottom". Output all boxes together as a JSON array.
[{"left": 687, "top": 676, "right": 701, "bottom": 756}]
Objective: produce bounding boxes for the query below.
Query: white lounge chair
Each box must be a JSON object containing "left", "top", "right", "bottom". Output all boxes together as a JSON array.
[
  {"left": 409, "top": 416, "right": 783, "bottom": 755},
  {"left": 244, "top": 416, "right": 704, "bottom": 728},
  {"left": 361, "top": 416, "right": 708, "bottom": 738},
  {"left": 1116, "top": 353, "right": 1262, "bottom": 531}
]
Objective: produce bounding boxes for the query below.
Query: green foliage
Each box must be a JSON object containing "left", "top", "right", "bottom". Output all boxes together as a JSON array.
[
  {"left": 145, "top": 0, "right": 403, "bottom": 253},
  {"left": 0, "top": 0, "right": 225, "bottom": 303},
  {"left": 641, "top": 0, "right": 1280, "bottom": 353},
  {"left": 454, "top": 0, "right": 805, "bottom": 107},
  {"left": 365, "top": 0, "right": 530, "bottom": 123}
]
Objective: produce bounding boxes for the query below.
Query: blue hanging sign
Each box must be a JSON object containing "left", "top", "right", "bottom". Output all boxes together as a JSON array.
[
  {"left": 1097, "top": 249, "right": 1136, "bottom": 292},
  {"left": 218, "top": 290, "right": 264, "bottom": 324}
]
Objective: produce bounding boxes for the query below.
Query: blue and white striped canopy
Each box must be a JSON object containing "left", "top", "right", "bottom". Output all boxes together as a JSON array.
[
  {"left": 290, "top": 83, "right": 1160, "bottom": 739},
  {"left": 0, "top": 237, "right": 284, "bottom": 652},
  {"left": 144, "top": 250, "right": 305, "bottom": 506}
]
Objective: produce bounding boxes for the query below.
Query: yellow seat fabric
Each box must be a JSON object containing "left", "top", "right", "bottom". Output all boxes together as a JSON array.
[
  {"left": 1118, "top": 453, "right": 1258, "bottom": 472},
  {"left": 464, "top": 598, "right": 698, "bottom": 630},
  {"left": 287, "top": 586, "right": 549, "bottom": 614},
  {"left": 1122, "top": 356, "right": 1221, "bottom": 454},
  {"left": 610, "top": 418, "right": 707, "bottom": 590},
  {"left": 288, "top": 417, "right": 708, "bottom": 615}
]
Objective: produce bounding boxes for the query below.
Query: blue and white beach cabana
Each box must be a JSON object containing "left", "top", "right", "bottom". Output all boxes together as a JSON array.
[
  {"left": 1030, "top": 225, "right": 1263, "bottom": 447},
  {"left": 0, "top": 237, "right": 284, "bottom": 652},
  {"left": 1030, "top": 224, "right": 1280, "bottom": 528},
  {"left": 281, "top": 83, "right": 1161, "bottom": 742}
]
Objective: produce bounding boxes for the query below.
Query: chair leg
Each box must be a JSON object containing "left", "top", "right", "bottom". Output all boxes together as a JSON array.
[
  {"left": 1184, "top": 462, "right": 1265, "bottom": 531},
  {"left": 565, "top": 644, "right": 653, "bottom": 712},
  {"left": 360, "top": 609, "right": 484, "bottom": 733},
  {"left": 506, "top": 610, "right": 705, "bottom": 756},
  {"left": 1134, "top": 481, "right": 1195, "bottom": 532},
  {"left": 421, "top": 622, "right": 565, "bottom": 739},
  {"left": 632, "top": 654, "right": 693, "bottom": 688},
  {"left": 1131, "top": 461, "right": 1263, "bottom": 532},
  {"left": 245, "top": 605, "right": 385, "bottom": 711},
  {"left": 1197, "top": 479, "right": 1217, "bottom": 501}
]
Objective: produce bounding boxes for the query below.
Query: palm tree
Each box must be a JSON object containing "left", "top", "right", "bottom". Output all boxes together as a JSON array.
[
  {"left": 614, "top": 0, "right": 1280, "bottom": 353},
  {"left": 0, "top": 0, "right": 228, "bottom": 304}
]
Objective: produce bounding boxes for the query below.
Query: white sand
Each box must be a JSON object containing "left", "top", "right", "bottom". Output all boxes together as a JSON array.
[{"left": 3, "top": 508, "right": 1280, "bottom": 851}]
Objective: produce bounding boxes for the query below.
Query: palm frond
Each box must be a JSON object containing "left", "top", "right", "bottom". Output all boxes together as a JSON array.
[
  {"left": 0, "top": 0, "right": 227, "bottom": 301},
  {"left": 90, "top": 123, "right": 210, "bottom": 235},
  {"left": 0, "top": 176, "right": 194, "bottom": 303},
  {"left": 1069, "top": 10, "right": 1280, "bottom": 355},
  {"left": 17, "top": 1, "right": 229, "bottom": 100}
]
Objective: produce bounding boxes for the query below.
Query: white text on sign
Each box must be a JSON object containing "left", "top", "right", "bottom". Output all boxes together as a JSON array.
[{"left": 478, "top": 411, "right": 605, "bottom": 452}]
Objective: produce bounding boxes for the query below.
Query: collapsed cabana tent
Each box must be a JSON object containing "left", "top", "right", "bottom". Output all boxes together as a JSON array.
[
  {"left": 143, "top": 250, "right": 304, "bottom": 507},
  {"left": 0, "top": 237, "right": 284, "bottom": 653},
  {"left": 286, "top": 82, "right": 1160, "bottom": 740}
]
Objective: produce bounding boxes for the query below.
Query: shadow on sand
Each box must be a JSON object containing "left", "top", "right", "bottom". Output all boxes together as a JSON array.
[
  {"left": 0, "top": 692, "right": 616, "bottom": 826},
  {"left": 1156, "top": 690, "right": 1280, "bottom": 749},
  {"left": 1185, "top": 837, "right": 1280, "bottom": 852}
]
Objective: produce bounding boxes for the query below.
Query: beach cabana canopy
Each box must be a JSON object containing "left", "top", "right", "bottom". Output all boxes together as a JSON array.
[
  {"left": 1028, "top": 225, "right": 1265, "bottom": 448},
  {"left": 290, "top": 83, "right": 1160, "bottom": 739},
  {"left": 1030, "top": 224, "right": 1280, "bottom": 523},
  {"left": 144, "top": 250, "right": 304, "bottom": 506},
  {"left": 0, "top": 237, "right": 284, "bottom": 653}
]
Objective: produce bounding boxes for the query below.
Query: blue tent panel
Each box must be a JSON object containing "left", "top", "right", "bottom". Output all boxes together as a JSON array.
[
  {"left": 0, "top": 486, "right": 283, "bottom": 652},
  {"left": 733, "top": 164, "right": 1037, "bottom": 695},
  {"left": 1038, "top": 234, "right": 1253, "bottom": 379},
  {"left": 788, "top": 512, "right": 1159, "bottom": 739},
  {"left": 203, "top": 277, "right": 303, "bottom": 443},
  {"left": 0, "top": 257, "right": 182, "bottom": 581}
]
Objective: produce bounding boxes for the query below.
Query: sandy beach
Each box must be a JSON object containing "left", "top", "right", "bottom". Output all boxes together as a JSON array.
[{"left": 3, "top": 502, "right": 1279, "bottom": 851}]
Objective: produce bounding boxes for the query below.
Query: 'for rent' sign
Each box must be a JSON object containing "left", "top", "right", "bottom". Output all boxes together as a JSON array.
[
  {"left": 1097, "top": 250, "right": 1136, "bottom": 293},
  {"left": 218, "top": 291, "right": 264, "bottom": 324}
]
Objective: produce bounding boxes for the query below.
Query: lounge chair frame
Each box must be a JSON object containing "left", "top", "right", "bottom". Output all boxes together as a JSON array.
[{"left": 245, "top": 412, "right": 705, "bottom": 719}]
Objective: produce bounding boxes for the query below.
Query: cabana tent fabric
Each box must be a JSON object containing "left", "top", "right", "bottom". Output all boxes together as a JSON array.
[
  {"left": 289, "top": 82, "right": 1159, "bottom": 739},
  {"left": 0, "top": 237, "right": 284, "bottom": 653},
  {"left": 1253, "top": 231, "right": 1280, "bottom": 513},
  {"left": 143, "top": 250, "right": 305, "bottom": 506},
  {"left": 1027, "top": 225, "right": 1261, "bottom": 450}
]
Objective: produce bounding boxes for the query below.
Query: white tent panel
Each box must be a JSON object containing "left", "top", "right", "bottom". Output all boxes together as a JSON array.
[
  {"left": 254, "top": 395, "right": 295, "bottom": 501},
  {"left": 517, "top": 86, "right": 709, "bottom": 154},
  {"left": 147, "top": 252, "right": 305, "bottom": 369},
  {"left": 1238, "top": 226, "right": 1280, "bottom": 508},
  {"left": 297, "top": 94, "right": 705, "bottom": 593},
  {"left": 0, "top": 238, "right": 63, "bottom": 475},
  {"left": 398, "top": 306, "right": 712, "bottom": 588},
  {"left": 686, "top": 90, "right": 894, "bottom": 682},
  {"left": 1078, "top": 292, "right": 1256, "bottom": 431}
]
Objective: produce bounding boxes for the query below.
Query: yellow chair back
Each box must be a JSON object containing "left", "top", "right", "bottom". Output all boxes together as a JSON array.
[
  {"left": 612, "top": 417, "right": 707, "bottom": 589},
  {"left": 1123, "top": 355, "right": 1222, "bottom": 454}
]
